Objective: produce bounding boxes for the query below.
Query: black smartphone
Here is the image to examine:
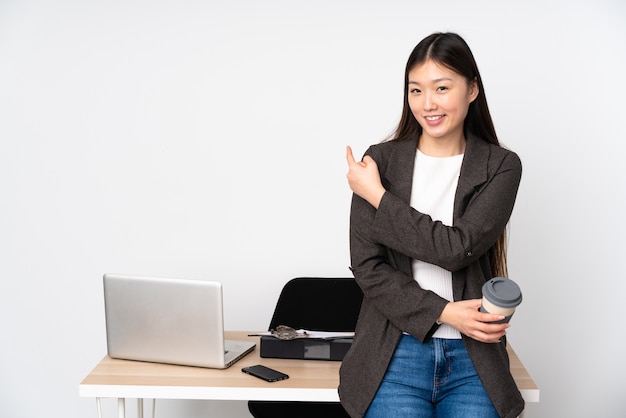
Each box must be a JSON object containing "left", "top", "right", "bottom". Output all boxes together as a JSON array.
[{"left": 242, "top": 364, "right": 289, "bottom": 382}]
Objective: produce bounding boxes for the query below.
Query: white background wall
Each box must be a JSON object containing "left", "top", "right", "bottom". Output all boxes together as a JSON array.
[{"left": 1, "top": 1, "right": 624, "bottom": 417}]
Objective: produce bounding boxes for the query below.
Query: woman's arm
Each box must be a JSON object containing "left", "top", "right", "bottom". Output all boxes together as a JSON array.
[
  {"left": 346, "top": 145, "right": 385, "bottom": 209},
  {"left": 345, "top": 143, "right": 521, "bottom": 342},
  {"left": 348, "top": 189, "right": 450, "bottom": 340},
  {"left": 347, "top": 145, "right": 522, "bottom": 272},
  {"left": 371, "top": 150, "right": 521, "bottom": 271},
  {"left": 350, "top": 190, "right": 510, "bottom": 343}
]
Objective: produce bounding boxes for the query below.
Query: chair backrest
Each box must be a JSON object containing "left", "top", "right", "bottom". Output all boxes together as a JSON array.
[{"left": 268, "top": 277, "right": 363, "bottom": 332}]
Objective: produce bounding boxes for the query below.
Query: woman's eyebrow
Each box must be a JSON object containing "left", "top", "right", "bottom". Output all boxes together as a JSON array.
[{"left": 409, "top": 77, "right": 454, "bottom": 85}]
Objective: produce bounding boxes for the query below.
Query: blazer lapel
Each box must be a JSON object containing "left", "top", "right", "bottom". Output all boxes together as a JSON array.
[
  {"left": 454, "top": 134, "right": 490, "bottom": 219},
  {"left": 383, "top": 135, "right": 491, "bottom": 215},
  {"left": 451, "top": 134, "right": 491, "bottom": 298}
]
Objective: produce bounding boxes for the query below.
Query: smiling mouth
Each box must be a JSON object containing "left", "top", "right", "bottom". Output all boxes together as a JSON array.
[{"left": 425, "top": 115, "right": 444, "bottom": 121}]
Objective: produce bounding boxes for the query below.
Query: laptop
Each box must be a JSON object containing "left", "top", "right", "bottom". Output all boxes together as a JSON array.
[{"left": 103, "top": 274, "right": 255, "bottom": 368}]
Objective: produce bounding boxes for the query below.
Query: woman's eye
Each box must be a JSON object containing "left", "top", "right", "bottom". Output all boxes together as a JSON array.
[
  {"left": 410, "top": 88, "right": 421, "bottom": 94},
  {"left": 437, "top": 86, "right": 448, "bottom": 92}
]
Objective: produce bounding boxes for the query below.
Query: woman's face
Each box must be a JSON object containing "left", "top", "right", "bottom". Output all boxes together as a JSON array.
[{"left": 408, "top": 59, "right": 478, "bottom": 150}]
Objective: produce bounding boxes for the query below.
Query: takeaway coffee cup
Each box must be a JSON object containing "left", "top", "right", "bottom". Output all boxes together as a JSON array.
[{"left": 480, "top": 277, "right": 522, "bottom": 323}]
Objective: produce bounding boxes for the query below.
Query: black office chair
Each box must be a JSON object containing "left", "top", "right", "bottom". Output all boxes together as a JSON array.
[{"left": 247, "top": 277, "right": 363, "bottom": 418}]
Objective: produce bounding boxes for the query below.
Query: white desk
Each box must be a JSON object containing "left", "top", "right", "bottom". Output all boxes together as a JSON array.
[{"left": 80, "top": 331, "right": 539, "bottom": 417}]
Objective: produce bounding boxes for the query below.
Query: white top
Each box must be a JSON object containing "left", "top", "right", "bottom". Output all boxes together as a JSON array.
[{"left": 410, "top": 150, "right": 463, "bottom": 339}]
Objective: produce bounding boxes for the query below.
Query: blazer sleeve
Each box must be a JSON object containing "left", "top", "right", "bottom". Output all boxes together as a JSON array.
[
  {"left": 349, "top": 192, "right": 450, "bottom": 341},
  {"left": 371, "top": 149, "right": 522, "bottom": 272},
  {"left": 348, "top": 143, "right": 522, "bottom": 341}
]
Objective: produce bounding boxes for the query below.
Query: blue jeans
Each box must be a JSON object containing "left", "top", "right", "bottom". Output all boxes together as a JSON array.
[{"left": 364, "top": 334, "right": 500, "bottom": 418}]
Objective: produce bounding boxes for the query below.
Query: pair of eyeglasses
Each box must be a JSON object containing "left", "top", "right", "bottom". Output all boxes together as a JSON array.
[{"left": 269, "top": 325, "right": 309, "bottom": 340}]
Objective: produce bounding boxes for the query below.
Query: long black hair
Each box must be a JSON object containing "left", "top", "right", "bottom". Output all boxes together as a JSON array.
[
  {"left": 391, "top": 32, "right": 499, "bottom": 147},
  {"left": 391, "top": 32, "right": 509, "bottom": 277}
]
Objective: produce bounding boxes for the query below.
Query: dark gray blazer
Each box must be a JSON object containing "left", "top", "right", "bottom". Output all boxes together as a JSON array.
[{"left": 339, "top": 135, "right": 524, "bottom": 418}]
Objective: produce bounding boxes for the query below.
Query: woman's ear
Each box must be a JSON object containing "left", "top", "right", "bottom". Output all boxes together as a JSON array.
[{"left": 469, "top": 78, "right": 479, "bottom": 103}]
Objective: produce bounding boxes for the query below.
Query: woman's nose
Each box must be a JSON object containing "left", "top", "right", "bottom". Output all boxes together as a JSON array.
[{"left": 423, "top": 92, "right": 436, "bottom": 111}]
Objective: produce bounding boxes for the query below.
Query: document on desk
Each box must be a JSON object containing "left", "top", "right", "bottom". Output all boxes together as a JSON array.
[
  {"left": 300, "top": 330, "right": 354, "bottom": 340},
  {"left": 249, "top": 330, "right": 354, "bottom": 340}
]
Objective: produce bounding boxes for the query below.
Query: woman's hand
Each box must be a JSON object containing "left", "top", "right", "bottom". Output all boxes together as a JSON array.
[
  {"left": 346, "top": 146, "right": 386, "bottom": 209},
  {"left": 438, "top": 299, "right": 510, "bottom": 343}
]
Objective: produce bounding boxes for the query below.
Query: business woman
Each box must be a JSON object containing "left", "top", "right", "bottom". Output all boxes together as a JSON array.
[{"left": 340, "top": 32, "right": 524, "bottom": 418}]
